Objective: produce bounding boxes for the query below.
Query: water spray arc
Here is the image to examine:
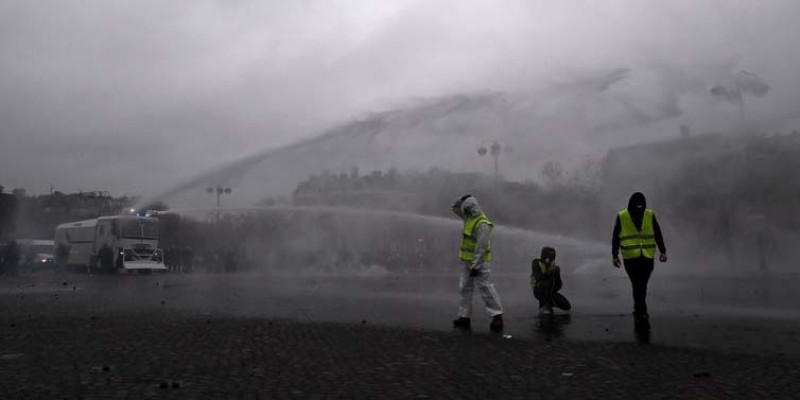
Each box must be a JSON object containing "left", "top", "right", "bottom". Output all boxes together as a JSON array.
[
  {"left": 155, "top": 204, "right": 607, "bottom": 274},
  {"left": 130, "top": 83, "right": 683, "bottom": 215},
  {"left": 130, "top": 125, "right": 356, "bottom": 213}
]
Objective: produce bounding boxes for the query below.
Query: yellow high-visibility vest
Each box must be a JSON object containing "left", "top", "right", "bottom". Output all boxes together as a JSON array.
[
  {"left": 618, "top": 209, "right": 656, "bottom": 260},
  {"left": 459, "top": 213, "right": 493, "bottom": 262},
  {"left": 530, "top": 259, "right": 547, "bottom": 287}
]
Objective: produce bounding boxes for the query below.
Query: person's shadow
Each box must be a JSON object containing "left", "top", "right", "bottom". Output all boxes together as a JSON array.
[{"left": 534, "top": 313, "right": 572, "bottom": 341}]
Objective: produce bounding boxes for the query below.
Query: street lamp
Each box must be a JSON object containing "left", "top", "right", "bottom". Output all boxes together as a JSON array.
[
  {"left": 477, "top": 140, "right": 510, "bottom": 181},
  {"left": 206, "top": 186, "right": 232, "bottom": 224}
]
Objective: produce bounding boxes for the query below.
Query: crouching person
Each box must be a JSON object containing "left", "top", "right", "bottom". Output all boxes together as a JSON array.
[{"left": 531, "top": 246, "right": 571, "bottom": 315}]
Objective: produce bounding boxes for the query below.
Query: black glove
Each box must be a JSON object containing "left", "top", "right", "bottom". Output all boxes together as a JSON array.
[{"left": 469, "top": 268, "right": 480, "bottom": 277}]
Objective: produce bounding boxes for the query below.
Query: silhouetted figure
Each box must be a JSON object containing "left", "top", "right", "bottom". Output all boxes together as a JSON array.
[
  {"left": 163, "top": 246, "right": 171, "bottom": 272},
  {"left": 209, "top": 248, "right": 222, "bottom": 273},
  {"left": 3, "top": 240, "right": 20, "bottom": 275},
  {"left": 746, "top": 214, "right": 773, "bottom": 273},
  {"left": 181, "top": 246, "right": 193, "bottom": 273},
  {"left": 612, "top": 192, "right": 668, "bottom": 332},
  {"left": 55, "top": 244, "right": 70, "bottom": 272},
  {"left": 22, "top": 245, "right": 36, "bottom": 272},
  {"left": 714, "top": 205, "right": 735, "bottom": 268},
  {"left": 224, "top": 248, "right": 237, "bottom": 273},
  {"left": 98, "top": 244, "right": 115, "bottom": 273},
  {"left": 165, "top": 245, "right": 177, "bottom": 273},
  {"left": 200, "top": 248, "right": 214, "bottom": 273}
]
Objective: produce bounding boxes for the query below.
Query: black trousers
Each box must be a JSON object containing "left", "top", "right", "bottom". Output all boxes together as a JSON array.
[
  {"left": 532, "top": 271, "right": 571, "bottom": 310},
  {"left": 624, "top": 257, "right": 655, "bottom": 316}
]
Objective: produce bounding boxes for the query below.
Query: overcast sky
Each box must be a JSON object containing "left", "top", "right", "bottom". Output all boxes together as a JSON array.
[{"left": 1, "top": 0, "right": 799, "bottom": 198}]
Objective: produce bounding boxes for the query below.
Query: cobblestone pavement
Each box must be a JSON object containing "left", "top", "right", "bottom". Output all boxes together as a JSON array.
[
  {"left": 2, "top": 312, "right": 800, "bottom": 399},
  {"left": 2, "top": 272, "right": 800, "bottom": 399}
]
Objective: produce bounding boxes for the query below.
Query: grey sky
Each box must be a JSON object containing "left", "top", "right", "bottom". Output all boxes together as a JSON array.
[{"left": 1, "top": 0, "right": 799, "bottom": 201}]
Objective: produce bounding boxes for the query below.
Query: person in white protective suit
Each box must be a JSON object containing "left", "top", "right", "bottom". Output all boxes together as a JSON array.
[{"left": 450, "top": 194, "right": 504, "bottom": 332}]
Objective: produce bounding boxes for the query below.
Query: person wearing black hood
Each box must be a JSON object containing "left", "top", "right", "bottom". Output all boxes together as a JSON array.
[{"left": 612, "top": 192, "right": 667, "bottom": 331}]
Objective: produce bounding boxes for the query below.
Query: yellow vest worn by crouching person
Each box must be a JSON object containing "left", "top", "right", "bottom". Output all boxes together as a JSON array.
[{"left": 530, "top": 259, "right": 547, "bottom": 287}]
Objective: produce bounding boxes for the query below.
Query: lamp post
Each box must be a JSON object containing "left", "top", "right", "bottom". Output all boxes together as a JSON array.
[
  {"left": 206, "top": 186, "right": 232, "bottom": 224},
  {"left": 477, "top": 140, "right": 509, "bottom": 181}
]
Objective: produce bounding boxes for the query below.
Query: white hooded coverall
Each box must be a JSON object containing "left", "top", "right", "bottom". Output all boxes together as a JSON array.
[{"left": 453, "top": 196, "right": 504, "bottom": 318}]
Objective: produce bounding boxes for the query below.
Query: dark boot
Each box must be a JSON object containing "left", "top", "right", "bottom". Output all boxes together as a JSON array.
[
  {"left": 453, "top": 317, "right": 471, "bottom": 330},
  {"left": 490, "top": 314, "right": 504, "bottom": 332}
]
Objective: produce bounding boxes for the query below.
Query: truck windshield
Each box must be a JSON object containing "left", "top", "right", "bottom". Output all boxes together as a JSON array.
[{"left": 119, "top": 219, "right": 159, "bottom": 239}]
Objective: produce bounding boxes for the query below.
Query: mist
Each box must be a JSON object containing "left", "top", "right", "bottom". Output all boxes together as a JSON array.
[
  {"left": 0, "top": 0, "right": 798, "bottom": 335},
  {"left": 0, "top": 0, "right": 798, "bottom": 276},
  {"left": 1, "top": 1, "right": 799, "bottom": 196},
  {"left": 5, "top": 5, "right": 800, "bottom": 396}
]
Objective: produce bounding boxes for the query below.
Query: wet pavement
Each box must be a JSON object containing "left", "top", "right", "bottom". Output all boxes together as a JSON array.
[{"left": 2, "top": 269, "right": 800, "bottom": 398}]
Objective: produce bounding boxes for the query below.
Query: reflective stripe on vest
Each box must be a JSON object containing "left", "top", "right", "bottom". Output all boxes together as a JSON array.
[
  {"left": 618, "top": 209, "right": 656, "bottom": 260},
  {"left": 459, "top": 213, "right": 493, "bottom": 262},
  {"left": 530, "top": 259, "right": 547, "bottom": 287}
]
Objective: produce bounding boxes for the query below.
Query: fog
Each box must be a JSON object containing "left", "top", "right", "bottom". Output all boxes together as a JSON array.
[
  {"left": 2, "top": 1, "right": 800, "bottom": 198},
  {"left": 2, "top": 1, "right": 800, "bottom": 329},
  {"left": 7, "top": 5, "right": 800, "bottom": 396}
]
